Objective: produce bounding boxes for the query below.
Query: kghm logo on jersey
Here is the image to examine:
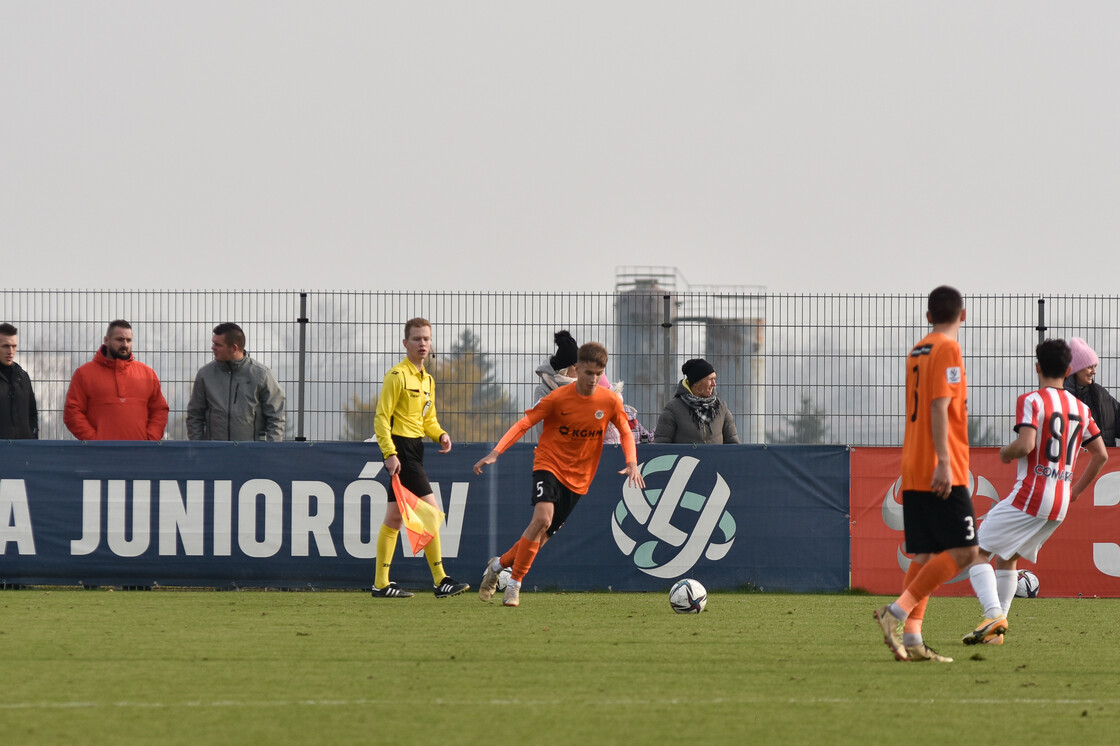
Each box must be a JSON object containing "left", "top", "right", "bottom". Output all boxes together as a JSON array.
[
  {"left": 611, "top": 454, "right": 736, "bottom": 578},
  {"left": 557, "top": 425, "right": 604, "bottom": 438}
]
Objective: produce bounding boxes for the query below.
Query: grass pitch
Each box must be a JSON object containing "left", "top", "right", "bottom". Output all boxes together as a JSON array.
[{"left": 2, "top": 588, "right": 1119, "bottom": 745}]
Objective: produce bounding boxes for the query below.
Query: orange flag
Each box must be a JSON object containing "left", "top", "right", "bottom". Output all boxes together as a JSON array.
[{"left": 391, "top": 474, "right": 444, "bottom": 554}]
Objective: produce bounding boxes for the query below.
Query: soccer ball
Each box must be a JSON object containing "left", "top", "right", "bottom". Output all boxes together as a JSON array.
[
  {"left": 1015, "top": 570, "right": 1040, "bottom": 598},
  {"left": 482, "top": 566, "right": 512, "bottom": 592},
  {"left": 669, "top": 578, "right": 707, "bottom": 614}
]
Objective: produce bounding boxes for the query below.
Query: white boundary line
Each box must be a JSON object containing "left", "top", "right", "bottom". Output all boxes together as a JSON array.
[{"left": 3, "top": 696, "right": 1119, "bottom": 710}]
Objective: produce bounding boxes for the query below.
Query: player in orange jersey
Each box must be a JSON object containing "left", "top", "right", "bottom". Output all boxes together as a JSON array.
[
  {"left": 472, "top": 341, "right": 645, "bottom": 607},
  {"left": 874, "top": 285, "right": 979, "bottom": 663}
]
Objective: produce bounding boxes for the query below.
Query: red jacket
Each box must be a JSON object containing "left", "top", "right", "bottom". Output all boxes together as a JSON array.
[{"left": 64, "top": 346, "right": 169, "bottom": 441}]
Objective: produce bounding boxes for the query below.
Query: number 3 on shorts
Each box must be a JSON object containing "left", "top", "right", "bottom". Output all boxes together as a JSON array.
[{"left": 963, "top": 515, "right": 975, "bottom": 541}]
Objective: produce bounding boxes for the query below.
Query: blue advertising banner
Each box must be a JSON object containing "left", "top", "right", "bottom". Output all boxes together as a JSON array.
[{"left": 0, "top": 442, "right": 849, "bottom": 592}]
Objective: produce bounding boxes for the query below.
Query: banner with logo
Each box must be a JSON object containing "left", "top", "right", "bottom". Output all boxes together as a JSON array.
[
  {"left": 0, "top": 442, "right": 850, "bottom": 592},
  {"left": 851, "top": 447, "right": 1120, "bottom": 598}
]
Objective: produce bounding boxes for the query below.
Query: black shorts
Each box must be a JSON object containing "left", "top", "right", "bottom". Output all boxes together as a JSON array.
[
  {"left": 902, "top": 487, "right": 978, "bottom": 554},
  {"left": 532, "top": 470, "right": 583, "bottom": 537},
  {"left": 391, "top": 435, "right": 432, "bottom": 499}
]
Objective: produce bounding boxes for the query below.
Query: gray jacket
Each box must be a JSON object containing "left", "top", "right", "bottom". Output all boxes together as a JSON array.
[
  {"left": 186, "top": 356, "right": 286, "bottom": 442},
  {"left": 653, "top": 381, "right": 739, "bottom": 444}
]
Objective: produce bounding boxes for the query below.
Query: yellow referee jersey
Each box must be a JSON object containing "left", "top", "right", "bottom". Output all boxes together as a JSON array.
[{"left": 373, "top": 358, "right": 445, "bottom": 458}]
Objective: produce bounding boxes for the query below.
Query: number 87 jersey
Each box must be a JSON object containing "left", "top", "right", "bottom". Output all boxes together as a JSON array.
[{"left": 1007, "top": 388, "right": 1100, "bottom": 521}]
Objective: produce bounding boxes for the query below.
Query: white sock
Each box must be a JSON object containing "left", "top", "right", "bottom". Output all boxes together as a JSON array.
[
  {"left": 507, "top": 578, "right": 521, "bottom": 589},
  {"left": 969, "top": 563, "right": 1002, "bottom": 619},
  {"left": 490, "top": 557, "right": 503, "bottom": 573},
  {"left": 996, "top": 569, "right": 1018, "bottom": 617}
]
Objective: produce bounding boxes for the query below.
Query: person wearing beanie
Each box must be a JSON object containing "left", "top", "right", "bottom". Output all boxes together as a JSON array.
[
  {"left": 1064, "top": 337, "right": 1120, "bottom": 446},
  {"left": 653, "top": 358, "right": 739, "bottom": 444},
  {"left": 533, "top": 330, "right": 580, "bottom": 403}
]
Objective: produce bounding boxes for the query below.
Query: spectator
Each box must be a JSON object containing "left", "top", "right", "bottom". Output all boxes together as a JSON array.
[
  {"left": 0, "top": 323, "right": 38, "bottom": 439},
  {"left": 64, "top": 320, "right": 169, "bottom": 440},
  {"left": 187, "top": 322, "right": 286, "bottom": 442},
  {"left": 1064, "top": 337, "right": 1120, "bottom": 446},
  {"left": 653, "top": 358, "right": 739, "bottom": 444},
  {"left": 599, "top": 377, "right": 654, "bottom": 446},
  {"left": 533, "top": 330, "right": 579, "bottom": 404}
]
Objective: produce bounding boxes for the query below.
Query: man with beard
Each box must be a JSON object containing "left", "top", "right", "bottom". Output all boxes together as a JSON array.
[{"left": 64, "top": 319, "right": 169, "bottom": 440}]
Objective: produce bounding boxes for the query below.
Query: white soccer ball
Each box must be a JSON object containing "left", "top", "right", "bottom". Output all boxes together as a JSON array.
[
  {"left": 669, "top": 578, "right": 708, "bottom": 614},
  {"left": 1015, "top": 569, "right": 1040, "bottom": 598},
  {"left": 482, "top": 566, "right": 512, "bottom": 592}
]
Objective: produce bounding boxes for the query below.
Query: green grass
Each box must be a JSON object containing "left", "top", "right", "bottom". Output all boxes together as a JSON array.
[{"left": 1, "top": 589, "right": 1118, "bottom": 745}]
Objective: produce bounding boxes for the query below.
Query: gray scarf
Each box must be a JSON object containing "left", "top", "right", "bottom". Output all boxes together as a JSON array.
[{"left": 680, "top": 391, "right": 721, "bottom": 431}]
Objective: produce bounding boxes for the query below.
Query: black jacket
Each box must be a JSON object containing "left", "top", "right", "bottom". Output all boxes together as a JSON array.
[
  {"left": 1064, "top": 375, "right": 1119, "bottom": 447},
  {"left": 0, "top": 361, "right": 38, "bottom": 439}
]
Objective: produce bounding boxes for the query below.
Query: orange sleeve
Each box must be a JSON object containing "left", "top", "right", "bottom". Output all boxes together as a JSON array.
[
  {"left": 614, "top": 401, "right": 637, "bottom": 463},
  {"left": 495, "top": 399, "right": 550, "bottom": 453}
]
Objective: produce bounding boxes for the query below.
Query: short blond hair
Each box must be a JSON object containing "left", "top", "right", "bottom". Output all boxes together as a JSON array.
[{"left": 404, "top": 317, "right": 431, "bottom": 339}]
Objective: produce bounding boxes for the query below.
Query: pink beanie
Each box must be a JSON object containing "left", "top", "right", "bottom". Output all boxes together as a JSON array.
[{"left": 1069, "top": 337, "right": 1099, "bottom": 373}]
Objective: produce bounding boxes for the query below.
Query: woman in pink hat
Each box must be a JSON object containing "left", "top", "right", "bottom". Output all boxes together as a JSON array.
[{"left": 1064, "top": 337, "right": 1120, "bottom": 446}]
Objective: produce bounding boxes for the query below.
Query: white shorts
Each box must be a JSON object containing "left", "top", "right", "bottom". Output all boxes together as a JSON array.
[{"left": 977, "top": 498, "right": 1061, "bottom": 563}]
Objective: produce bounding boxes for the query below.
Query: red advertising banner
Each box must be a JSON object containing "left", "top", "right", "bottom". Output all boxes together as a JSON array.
[{"left": 851, "top": 447, "right": 1120, "bottom": 598}]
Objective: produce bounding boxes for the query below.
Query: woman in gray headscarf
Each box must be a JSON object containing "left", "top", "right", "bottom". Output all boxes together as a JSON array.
[{"left": 653, "top": 358, "right": 739, "bottom": 444}]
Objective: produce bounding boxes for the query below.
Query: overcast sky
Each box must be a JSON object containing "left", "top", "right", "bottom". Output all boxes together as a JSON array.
[{"left": 3, "top": 2, "right": 1118, "bottom": 295}]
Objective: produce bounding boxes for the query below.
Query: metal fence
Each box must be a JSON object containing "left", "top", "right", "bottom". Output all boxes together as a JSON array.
[{"left": 3, "top": 289, "right": 1118, "bottom": 446}]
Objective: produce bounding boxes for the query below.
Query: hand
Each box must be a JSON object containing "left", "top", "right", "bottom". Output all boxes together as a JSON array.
[
  {"left": 930, "top": 461, "right": 952, "bottom": 499},
  {"left": 439, "top": 433, "right": 452, "bottom": 453},
  {"left": 384, "top": 454, "right": 401, "bottom": 476},
  {"left": 473, "top": 449, "right": 499, "bottom": 475},
  {"left": 999, "top": 446, "right": 1012, "bottom": 464},
  {"left": 619, "top": 462, "right": 645, "bottom": 489}
]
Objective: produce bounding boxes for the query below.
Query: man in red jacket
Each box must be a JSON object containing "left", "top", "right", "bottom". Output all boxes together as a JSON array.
[{"left": 64, "top": 320, "right": 169, "bottom": 441}]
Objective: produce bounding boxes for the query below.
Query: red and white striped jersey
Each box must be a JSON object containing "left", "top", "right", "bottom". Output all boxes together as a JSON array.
[{"left": 1007, "top": 387, "right": 1101, "bottom": 521}]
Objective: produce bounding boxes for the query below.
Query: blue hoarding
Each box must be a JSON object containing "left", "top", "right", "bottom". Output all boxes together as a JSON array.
[{"left": 0, "top": 441, "right": 849, "bottom": 592}]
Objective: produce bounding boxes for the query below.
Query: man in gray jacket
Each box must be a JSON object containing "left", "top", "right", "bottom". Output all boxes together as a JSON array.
[{"left": 186, "top": 323, "right": 286, "bottom": 441}]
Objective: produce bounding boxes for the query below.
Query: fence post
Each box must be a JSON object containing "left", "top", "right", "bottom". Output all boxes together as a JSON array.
[
  {"left": 1036, "top": 297, "right": 1046, "bottom": 347},
  {"left": 296, "top": 292, "right": 308, "bottom": 442},
  {"left": 662, "top": 294, "right": 674, "bottom": 405}
]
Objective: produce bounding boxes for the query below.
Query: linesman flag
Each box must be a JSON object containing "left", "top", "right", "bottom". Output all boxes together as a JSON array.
[{"left": 391, "top": 474, "right": 444, "bottom": 554}]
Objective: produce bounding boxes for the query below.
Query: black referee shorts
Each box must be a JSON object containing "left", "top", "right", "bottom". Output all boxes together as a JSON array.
[{"left": 391, "top": 435, "right": 433, "bottom": 499}]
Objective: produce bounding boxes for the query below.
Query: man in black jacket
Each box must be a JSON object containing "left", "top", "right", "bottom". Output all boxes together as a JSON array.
[{"left": 0, "top": 323, "right": 38, "bottom": 439}]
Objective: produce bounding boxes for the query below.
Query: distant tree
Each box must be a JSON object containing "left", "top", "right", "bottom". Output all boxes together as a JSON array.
[
  {"left": 340, "top": 329, "right": 514, "bottom": 443},
  {"left": 969, "top": 417, "right": 1000, "bottom": 447},
  {"left": 428, "top": 329, "right": 516, "bottom": 442},
  {"left": 767, "top": 394, "right": 831, "bottom": 444},
  {"left": 340, "top": 394, "right": 378, "bottom": 442}
]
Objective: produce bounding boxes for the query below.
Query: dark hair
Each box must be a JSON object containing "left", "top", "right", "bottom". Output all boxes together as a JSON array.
[
  {"left": 927, "top": 286, "right": 963, "bottom": 325},
  {"left": 577, "top": 341, "right": 608, "bottom": 367},
  {"left": 0, "top": 323, "right": 17, "bottom": 336},
  {"left": 106, "top": 319, "right": 132, "bottom": 334},
  {"left": 213, "top": 322, "right": 246, "bottom": 350},
  {"left": 404, "top": 317, "right": 431, "bottom": 340},
  {"left": 1036, "top": 338, "right": 1072, "bottom": 379}
]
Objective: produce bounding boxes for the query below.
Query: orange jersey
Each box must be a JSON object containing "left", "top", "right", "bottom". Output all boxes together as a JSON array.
[
  {"left": 495, "top": 384, "right": 635, "bottom": 494},
  {"left": 901, "top": 331, "right": 969, "bottom": 490}
]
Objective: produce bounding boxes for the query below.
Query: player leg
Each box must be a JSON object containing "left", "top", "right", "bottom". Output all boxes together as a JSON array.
[
  {"left": 371, "top": 500, "right": 412, "bottom": 598},
  {"left": 502, "top": 472, "right": 581, "bottom": 608},
  {"left": 963, "top": 506, "right": 1010, "bottom": 643}
]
